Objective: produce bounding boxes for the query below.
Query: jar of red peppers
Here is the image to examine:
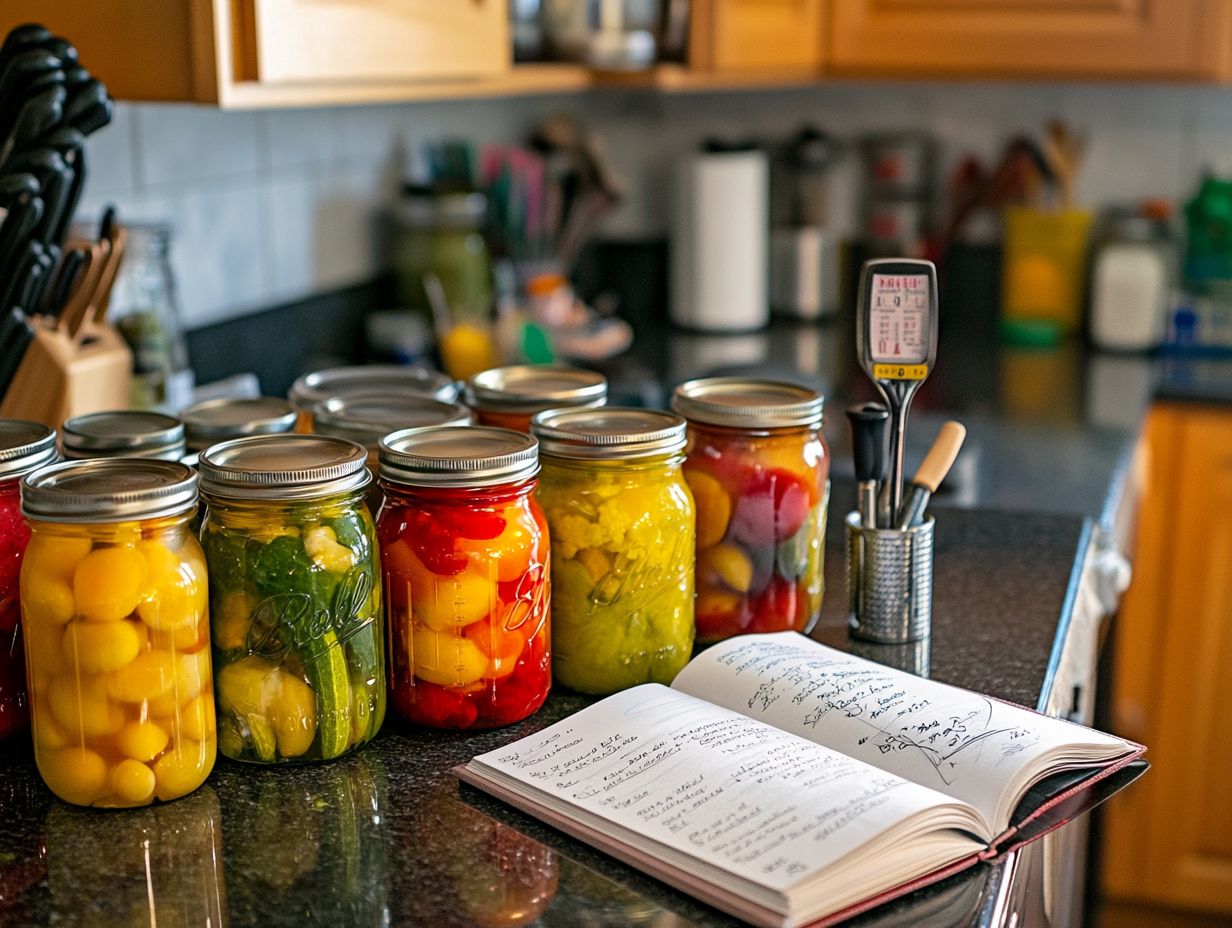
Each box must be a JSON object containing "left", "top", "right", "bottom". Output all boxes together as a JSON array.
[
  {"left": 464, "top": 365, "right": 607, "bottom": 432},
  {"left": 672, "top": 378, "right": 829, "bottom": 642},
  {"left": 377, "top": 426, "right": 550, "bottom": 729},
  {"left": 0, "top": 420, "right": 58, "bottom": 740}
]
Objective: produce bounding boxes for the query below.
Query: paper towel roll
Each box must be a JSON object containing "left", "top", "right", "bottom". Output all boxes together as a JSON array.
[{"left": 671, "top": 149, "right": 769, "bottom": 332}]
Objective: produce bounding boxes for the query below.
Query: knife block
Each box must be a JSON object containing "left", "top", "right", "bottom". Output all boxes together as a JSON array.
[{"left": 0, "top": 318, "right": 131, "bottom": 429}]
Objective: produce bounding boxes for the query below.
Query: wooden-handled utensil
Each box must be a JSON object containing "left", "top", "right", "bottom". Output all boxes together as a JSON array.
[{"left": 896, "top": 420, "right": 967, "bottom": 530}]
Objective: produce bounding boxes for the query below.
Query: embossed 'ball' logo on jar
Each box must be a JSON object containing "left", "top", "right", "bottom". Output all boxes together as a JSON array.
[{"left": 246, "top": 567, "right": 376, "bottom": 660}]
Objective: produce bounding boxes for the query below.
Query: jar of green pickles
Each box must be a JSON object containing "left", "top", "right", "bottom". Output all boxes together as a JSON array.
[
  {"left": 198, "top": 435, "right": 385, "bottom": 763},
  {"left": 532, "top": 408, "right": 694, "bottom": 694}
]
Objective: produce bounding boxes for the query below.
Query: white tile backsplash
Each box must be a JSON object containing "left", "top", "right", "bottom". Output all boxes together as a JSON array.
[{"left": 82, "top": 82, "right": 1227, "bottom": 328}]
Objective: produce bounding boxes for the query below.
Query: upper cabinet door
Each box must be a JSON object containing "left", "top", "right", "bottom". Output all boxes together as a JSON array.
[
  {"left": 690, "top": 0, "right": 827, "bottom": 72},
  {"left": 240, "top": 0, "right": 510, "bottom": 84},
  {"left": 828, "top": 0, "right": 1232, "bottom": 80}
]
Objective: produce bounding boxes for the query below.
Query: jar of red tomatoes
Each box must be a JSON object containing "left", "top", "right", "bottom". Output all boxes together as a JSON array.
[
  {"left": 0, "top": 420, "right": 58, "bottom": 740},
  {"left": 377, "top": 426, "right": 550, "bottom": 728},
  {"left": 672, "top": 378, "right": 829, "bottom": 642},
  {"left": 464, "top": 365, "right": 607, "bottom": 433}
]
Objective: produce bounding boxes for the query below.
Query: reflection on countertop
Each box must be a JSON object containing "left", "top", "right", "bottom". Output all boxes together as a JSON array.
[{"left": 0, "top": 497, "right": 1091, "bottom": 928}]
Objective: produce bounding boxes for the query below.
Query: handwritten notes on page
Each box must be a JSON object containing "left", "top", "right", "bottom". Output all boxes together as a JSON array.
[
  {"left": 472, "top": 685, "right": 982, "bottom": 895},
  {"left": 671, "top": 634, "right": 1129, "bottom": 832}
]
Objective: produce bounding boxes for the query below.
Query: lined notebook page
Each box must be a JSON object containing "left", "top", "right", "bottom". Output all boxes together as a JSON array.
[
  {"left": 672, "top": 634, "right": 1131, "bottom": 832},
  {"left": 469, "top": 684, "right": 984, "bottom": 898}
]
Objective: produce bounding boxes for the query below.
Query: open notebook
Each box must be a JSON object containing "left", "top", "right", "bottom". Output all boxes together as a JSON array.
[{"left": 457, "top": 633, "right": 1146, "bottom": 928}]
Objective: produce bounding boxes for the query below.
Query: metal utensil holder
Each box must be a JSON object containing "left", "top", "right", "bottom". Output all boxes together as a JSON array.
[{"left": 846, "top": 511, "right": 934, "bottom": 642}]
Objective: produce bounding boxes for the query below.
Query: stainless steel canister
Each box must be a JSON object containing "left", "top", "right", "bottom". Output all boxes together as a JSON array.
[{"left": 846, "top": 511, "right": 933, "bottom": 643}]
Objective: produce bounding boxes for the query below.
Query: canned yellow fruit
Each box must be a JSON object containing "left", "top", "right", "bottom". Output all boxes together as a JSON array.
[{"left": 20, "top": 523, "right": 216, "bottom": 807}]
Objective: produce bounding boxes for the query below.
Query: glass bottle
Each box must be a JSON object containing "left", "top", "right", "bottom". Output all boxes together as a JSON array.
[
  {"left": 21, "top": 459, "right": 215, "bottom": 806},
  {"left": 107, "top": 223, "right": 192, "bottom": 410},
  {"left": 532, "top": 408, "right": 694, "bottom": 694},
  {"left": 378, "top": 426, "right": 550, "bottom": 729},
  {"left": 198, "top": 435, "right": 385, "bottom": 763},
  {"left": 672, "top": 377, "right": 830, "bottom": 643}
]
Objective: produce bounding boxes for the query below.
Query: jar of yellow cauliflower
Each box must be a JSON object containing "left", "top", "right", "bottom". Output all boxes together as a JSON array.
[
  {"left": 20, "top": 459, "right": 216, "bottom": 807},
  {"left": 532, "top": 408, "right": 694, "bottom": 694},
  {"left": 198, "top": 435, "right": 385, "bottom": 764}
]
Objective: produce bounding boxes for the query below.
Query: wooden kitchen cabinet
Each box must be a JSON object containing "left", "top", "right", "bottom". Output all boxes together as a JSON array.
[
  {"left": 828, "top": 0, "right": 1232, "bottom": 81},
  {"left": 688, "top": 0, "right": 827, "bottom": 74},
  {"left": 1101, "top": 403, "right": 1232, "bottom": 915},
  {"left": 0, "top": 0, "right": 589, "bottom": 108}
]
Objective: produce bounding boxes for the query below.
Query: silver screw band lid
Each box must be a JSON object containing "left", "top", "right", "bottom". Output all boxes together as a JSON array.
[
  {"left": 290, "top": 365, "right": 459, "bottom": 411},
  {"left": 465, "top": 365, "right": 607, "bottom": 413},
  {"left": 379, "top": 426, "right": 538, "bottom": 488},
  {"left": 531, "top": 407, "right": 686, "bottom": 459},
  {"left": 313, "top": 392, "right": 472, "bottom": 449},
  {"left": 61, "top": 411, "right": 186, "bottom": 460},
  {"left": 671, "top": 377, "right": 824, "bottom": 428},
  {"left": 198, "top": 434, "right": 370, "bottom": 500},
  {"left": 0, "top": 420, "right": 57, "bottom": 479},
  {"left": 181, "top": 397, "right": 298, "bottom": 450},
  {"left": 22, "top": 458, "right": 198, "bottom": 523}
]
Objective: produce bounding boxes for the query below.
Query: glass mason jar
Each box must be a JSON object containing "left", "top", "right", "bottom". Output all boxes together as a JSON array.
[
  {"left": 0, "top": 421, "right": 58, "bottom": 740},
  {"left": 672, "top": 378, "right": 830, "bottom": 643},
  {"left": 20, "top": 459, "right": 215, "bottom": 807},
  {"left": 532, "top": 408, "right": 694, "bottom": 694},
  {"left": 390, "top": 189, "right": 492, "bottom": 320},
  {"left": 198, "top": 435, "right": 385, "bottom": 764},
  {"left": 464, "top": 365, "right": 607, "bottom": 433},
  {"left": 180, "top": 396, "right": 298, "bottom": 459},
  {"left": 290, "top": 365, "right": 460, "bottom": 432},
  {"left": 61, "top": 410, "right": 186, "bottom": 461},
  {"left": 312, "top": 391, "right": 473, "bottom": 513},
  {"left": 377, "top": 426, "right": 550, "bottom": 729}
]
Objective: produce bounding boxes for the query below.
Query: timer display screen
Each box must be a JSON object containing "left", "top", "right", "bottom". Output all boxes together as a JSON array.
[{"left": 868, "top": 273, "right": 930, "bottom": 365}]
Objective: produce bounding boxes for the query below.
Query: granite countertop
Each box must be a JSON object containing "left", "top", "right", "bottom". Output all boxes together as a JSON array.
[
  {"left": 0, "top": 482, "right": 1089, "bottom": 928},
  {"left": 6, "top": 314, "right": 1220, "bottom": 927}
]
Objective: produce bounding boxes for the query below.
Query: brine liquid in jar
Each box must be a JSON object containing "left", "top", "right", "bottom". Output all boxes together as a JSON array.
[
  {"left": 198, "top": 434, "right": 386, "bottom": 764},
  {"left": 378, "top": 426, "right": 550, "bottom": 729},
  {"left": 532, "top": 408, "right": 694, "bottom": 695},
  {"left": 20, "top": 459, "right": 216, "bottom": 807},
  {"left": 672, "top": 378, "right": 830, "bottom": 643}
]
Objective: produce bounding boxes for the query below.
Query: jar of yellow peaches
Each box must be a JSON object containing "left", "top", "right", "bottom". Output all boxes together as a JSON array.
[
  {"left": 532, "top": 408, "right": 694, "bottom": 694},
  {"left": 377, "top": 427, "right": 550, "bottom": 728},
  {"left": 464, "top": 365, "right": 607, "bottom": 433},
  {"left": 198, "top": 435, "right": 385, "bottom": 764},
  {"left": 672, "top": 378, "right": 829, "bottom": 643},
  {"left": 20, "top": 459, "right": 215, "bottom": 807}
]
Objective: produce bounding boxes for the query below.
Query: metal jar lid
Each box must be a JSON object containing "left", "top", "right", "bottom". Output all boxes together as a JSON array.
[
  {"left": 61, "top": 410, "right": 187, "bottom": 460},
  {"left": 313, "top": 392, "right": 473, "bottom": 449},
  {"left": 532, "top": 407, "right": 686, "bottom": 460},
  {"left": 379, "top": 426, "right": 538, "bottom": 488},
  {"left": 671, "top": 377, "right": 824, "bottom": 429},
  {"left": 465, "top": 365, "right": 607, "bottom": 414},
  {"left": 198, "top": 434, "right": 370, "bottom": 501},
  {"left": 290, "top": 365, "right": 459, "bottom": 411},
  {"left": 22, "top": 459, "right": 198, "bottom": 523},
  {"left": 180, "top": 397, "right": 298, "bottom": 451},
  {"left": 0, "top": 420, "right": 57, "bottom": 480}
]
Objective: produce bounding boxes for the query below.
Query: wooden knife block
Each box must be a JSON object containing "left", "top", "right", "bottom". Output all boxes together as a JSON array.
[{"left": 0, "top": 318, "right": 131, "bottom": 429}]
